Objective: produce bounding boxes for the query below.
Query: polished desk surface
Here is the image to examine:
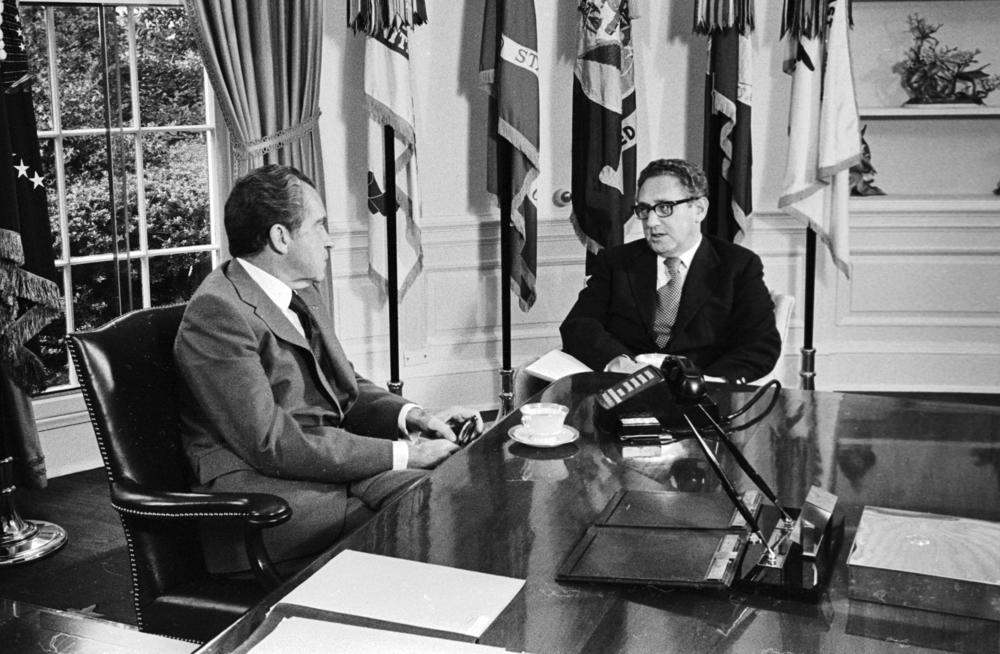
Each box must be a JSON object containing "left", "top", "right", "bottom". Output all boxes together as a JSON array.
[
  {"left": 0, "top": 599, "right": 196, "bottom": 654},
  {"left": 199, "top": 374, "right": 1000, "bottom": 654}
]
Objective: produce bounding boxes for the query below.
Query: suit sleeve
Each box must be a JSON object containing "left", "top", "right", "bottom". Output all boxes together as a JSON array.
[
  {"left": 175, "top": 293, "right": 396, "bottom": 484},
  {"left": 701, "top": 253, "right": 781, "bottom": 383},
  {"left": 559, "top": 249, "right": 635, "bottom": 371}
]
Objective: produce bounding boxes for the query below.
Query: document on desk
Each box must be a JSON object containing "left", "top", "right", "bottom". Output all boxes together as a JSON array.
[
  {"left": 240, "top": 616, "right": 513, "bottom": 654},
  {"left": 275, "top": 550, "right": 525, "bottom": 641},
  {"left": 523, "top": 348, "right": 591, "bottom": 381}
]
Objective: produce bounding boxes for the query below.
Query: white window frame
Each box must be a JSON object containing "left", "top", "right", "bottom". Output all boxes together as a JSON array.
[{"left": 24, "top": 0, "right": 226, "bottom": 392}]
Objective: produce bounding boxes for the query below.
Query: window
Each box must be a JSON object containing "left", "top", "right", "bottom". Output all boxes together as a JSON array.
[{"left": 21, "top": 1, "right": 223, "bottom": 390}]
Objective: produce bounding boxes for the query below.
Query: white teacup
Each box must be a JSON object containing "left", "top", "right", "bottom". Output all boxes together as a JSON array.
[{"left": 520, "top": 403, "right": 569, "bottom": 440}]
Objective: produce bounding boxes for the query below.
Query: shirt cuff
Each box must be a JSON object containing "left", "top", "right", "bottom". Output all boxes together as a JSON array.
[
  {"left": 391, "top": 440, "right": 409, "bottom": 470},
  {"left": 397, "top": 402, "right": 419, "bottom": 436}
]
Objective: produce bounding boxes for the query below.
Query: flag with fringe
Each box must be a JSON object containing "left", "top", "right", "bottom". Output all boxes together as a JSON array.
[
  {"left": 571, "top": 0, "right": 637, "bottom": 259},
  {"left": 1, "top": 0, "right": 62, "bottom": 488},
  {"left": 480, "top": 0, "right": 540, "bottom": 311},
  {"left": 696, "top": 0, "right": 754, "bottom": 242},
  {"left": 777, "top": 0, "right": 860, "bottom": 277},
  {"left": 350, "top": 1, "right": 425, "bottom": 301}
]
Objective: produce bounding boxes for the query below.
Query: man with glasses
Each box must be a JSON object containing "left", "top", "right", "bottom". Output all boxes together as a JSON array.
[{"left": 560, "top": 158, "right": 780, "bottom": 383}]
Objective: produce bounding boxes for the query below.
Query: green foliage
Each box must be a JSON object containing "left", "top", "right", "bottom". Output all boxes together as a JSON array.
[
  {"left": 894, "top": 14, "right": 1000, "bottom": 104},
  {"left": 21, "top": 5, "right": 214, "bottom": 388}
]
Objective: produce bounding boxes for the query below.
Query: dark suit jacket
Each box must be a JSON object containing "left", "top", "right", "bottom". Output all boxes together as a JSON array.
[
  {"left": 174, "top": 259, "right": 408, "bottom": 493},
  {"left": 560, "top": 237, "right": 780, "bottom": 382}
]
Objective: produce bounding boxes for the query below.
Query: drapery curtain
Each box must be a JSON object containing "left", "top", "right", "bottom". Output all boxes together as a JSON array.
[{"left": 183, "top": 0, "right": 326, "bottom": 188}]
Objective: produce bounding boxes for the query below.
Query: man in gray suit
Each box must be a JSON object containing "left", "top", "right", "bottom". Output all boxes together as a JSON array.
[{"left": 174, "top": 164, "right": 478, "bottom": 572}]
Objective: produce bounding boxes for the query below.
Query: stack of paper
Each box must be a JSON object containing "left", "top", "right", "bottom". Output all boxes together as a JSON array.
[{"left": 242, "top": 550, "right": 525, "bottom": 648}]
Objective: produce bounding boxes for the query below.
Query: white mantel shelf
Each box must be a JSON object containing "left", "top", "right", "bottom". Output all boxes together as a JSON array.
[{"left": 859, "top": 105, "right": 1000, "bottom": 118}]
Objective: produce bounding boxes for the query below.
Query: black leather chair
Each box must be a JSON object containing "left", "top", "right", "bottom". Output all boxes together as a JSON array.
[{"left": 68, "top": 304, "right": 291, "bottom": 643}]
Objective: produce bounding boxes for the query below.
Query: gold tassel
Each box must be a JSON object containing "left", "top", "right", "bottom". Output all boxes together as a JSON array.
[
  {"left": 348, "top": 0, "right": 427, "bottom": 37},
  {"left": 694, "top": 0, "right": 755, "bottom": 35}
]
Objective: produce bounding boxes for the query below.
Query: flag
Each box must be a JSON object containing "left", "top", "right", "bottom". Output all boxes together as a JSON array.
[
  {"left": 1, "top": 0, "right": 62, "bottom": 487},
  {"left": 695, "top": 1, "right": 754, "bottom": 243},
  {"left": 480, "top": 0, "right": 540, "bottom": 311},
  {"left": 570, "top": 0, "right": 637, "bottom": 258},
  {"left": 777, "top": 0, "right": 860, "bottom": 277},
  {"left": 350, "top": 2, "right": 425, "bottom": 301}
]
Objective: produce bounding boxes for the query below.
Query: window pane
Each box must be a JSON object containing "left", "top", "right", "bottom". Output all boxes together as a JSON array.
[
  {"left": 150, "top": 253, "right": 213, "bottom": 307},
  {"left": 54, "top": 6, "right": 103, "bottom": 130},
  {"left": 71, "top": 260, "right": 137, "bottom": 331},
  {"left": 21, "top": 5, "right": 52, "bottom": 131},
  {"left": 136, "top": 6, "right": 205, "bottom": 126},
  {"left": 144, "top": 132, "right": 210, "bottom": 250},
  {"left": 65, "top": 133, "right": 138, "bottom": 258}
]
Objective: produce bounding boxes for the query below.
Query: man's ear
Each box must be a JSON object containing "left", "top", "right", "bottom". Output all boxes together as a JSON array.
[
  {"left": 692, "top": 196, "right": 709, "bottom": 224},
  {"left": 268, "top": 223, "right": 291, "bottom": 254}
]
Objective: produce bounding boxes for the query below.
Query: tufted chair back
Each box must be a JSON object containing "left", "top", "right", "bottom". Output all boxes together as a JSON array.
[{"left": 68, "top": 304, "right": 288, "bottom": 643}]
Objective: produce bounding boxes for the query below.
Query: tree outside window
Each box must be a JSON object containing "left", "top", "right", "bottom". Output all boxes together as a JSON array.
[{"left": 21, "top": 2, "right": 221, "bottom": 390}]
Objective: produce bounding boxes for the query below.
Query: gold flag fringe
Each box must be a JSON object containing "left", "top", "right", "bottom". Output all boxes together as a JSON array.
[
  {"left": 780, "top": 0, "right": 853, "bottom": 40},
  {"left": 348, "top": 0, "right": 427, "bottom": 36},
  {"left": 0, "top": 229, "right": 63, "bottom": 393},
  {"left": 693, "top": 0, "right": 755, "bottom": 35}
]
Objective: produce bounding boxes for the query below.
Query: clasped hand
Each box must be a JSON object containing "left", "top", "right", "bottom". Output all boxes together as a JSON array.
[{"left": 404, "top": 406, "right": 484, "bottom": 469}]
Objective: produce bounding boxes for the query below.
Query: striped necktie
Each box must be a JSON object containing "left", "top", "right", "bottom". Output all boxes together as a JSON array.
[{"left": 653, "top": 257, "right": 682, "bottom": 349}]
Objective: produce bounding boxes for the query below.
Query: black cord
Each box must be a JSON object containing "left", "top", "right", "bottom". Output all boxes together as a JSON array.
[{"left": 723, "top": 380, "right": 782, "bottom": 432}]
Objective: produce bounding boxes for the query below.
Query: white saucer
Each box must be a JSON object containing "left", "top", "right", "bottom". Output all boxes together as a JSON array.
[{"left": 508, "top": 425, "right": 579, "bottom": 448}]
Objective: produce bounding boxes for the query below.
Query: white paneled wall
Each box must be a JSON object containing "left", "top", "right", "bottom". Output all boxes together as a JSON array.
[{"left": 35, "top": 1, "right": 1000, "bottom": 477}]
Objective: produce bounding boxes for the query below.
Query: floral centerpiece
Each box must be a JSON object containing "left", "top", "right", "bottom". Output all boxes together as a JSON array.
[{"left": 893, "top": 14, "right": 1000, "bottom": 105}]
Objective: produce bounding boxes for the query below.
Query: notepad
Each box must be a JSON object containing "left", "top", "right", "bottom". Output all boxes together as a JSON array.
[
  {"left": 523, "top": 348, "right": 592, "bottom": 381},
  {"left": 276, "top": 550, "right": 525, "bottom": 640},
  {"left": 239, "top": 614, "right": 513, "bottom": 654}
]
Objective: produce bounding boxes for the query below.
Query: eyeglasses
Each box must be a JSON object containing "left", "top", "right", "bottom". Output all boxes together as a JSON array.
[{"left": 631, "top": 197, "right": 702, "bottom": 221}]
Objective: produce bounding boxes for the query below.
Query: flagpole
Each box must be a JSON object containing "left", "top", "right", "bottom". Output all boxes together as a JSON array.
[
  {"left": 383, "top": 125, "right": 403, "bottom": 395},
  {"left": 498, "top": 140, "right": 514, "bottom": 416},
  {"left": 800, "top": 227, "right": 816, "bottom": 390}
]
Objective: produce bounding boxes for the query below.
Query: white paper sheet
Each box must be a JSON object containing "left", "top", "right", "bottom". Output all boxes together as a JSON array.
[
  {"left": 277, "top": 550, "right": 524, "bottom": 639},
  {"left": 246, "top": 617, "right": 512, "bottom": 654}
]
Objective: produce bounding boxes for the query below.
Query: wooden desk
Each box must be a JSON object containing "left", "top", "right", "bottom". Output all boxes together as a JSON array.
[
  {"left": 0, "top": 599, "right": 196, "bottom": 654},
  {"left": 199, "top": 374, "right": 1000, "bottom": 653}
]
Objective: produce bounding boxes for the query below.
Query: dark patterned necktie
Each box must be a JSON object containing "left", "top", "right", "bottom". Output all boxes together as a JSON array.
[
  {"left": 653, "top": 257, "right": 682, "bottom": 349},
  {"left": 289, "top": 293, "right": 331, "bottom": 375}
]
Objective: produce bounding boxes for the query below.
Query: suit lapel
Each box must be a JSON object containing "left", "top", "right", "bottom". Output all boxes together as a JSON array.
[
  {"left": 225, "top": 261, "right": 351, "bottom": 412},
  {"left": 673, "top": 239, "right": 718, "bottom": 335},
  {"left": 627, "top": 242, "right": 659, "bottom": 337},
  {"left": 298, "top": 286, "right": 359, "bottom": 406}
]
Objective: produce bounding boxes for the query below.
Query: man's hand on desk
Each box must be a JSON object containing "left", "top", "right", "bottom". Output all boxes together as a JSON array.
[
  {"left": 405, "top": 406, "right": 484, "bottom": 445},
  {"left": 406, "top": 436, "right": 460, "bottom": 469}
]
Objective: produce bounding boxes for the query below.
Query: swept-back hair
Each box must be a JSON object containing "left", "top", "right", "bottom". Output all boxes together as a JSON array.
[
  {"left": 225, "top": 164, "right": 315, "bottom": 257},
  {"left": 637, "top": 159, "right": 708, "bottom": 197}
]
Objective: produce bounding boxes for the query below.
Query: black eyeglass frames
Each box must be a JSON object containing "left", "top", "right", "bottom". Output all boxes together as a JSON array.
[{"left": 631, "top": 196, "right": 702, "bottom": 221}]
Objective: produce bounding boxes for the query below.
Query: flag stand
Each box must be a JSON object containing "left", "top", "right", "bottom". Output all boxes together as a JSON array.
[
  {"left": 800, "top": 227, "right": 817, "bottom": 390},
  {"left": 382, "top": 125, "right": 403, "bottom": 396},
  {"left": 498, "top": 141, "right": 514, "bottom": 417},
  {"left": 0, "top": 380, "right": 68, "bottom": 565}
]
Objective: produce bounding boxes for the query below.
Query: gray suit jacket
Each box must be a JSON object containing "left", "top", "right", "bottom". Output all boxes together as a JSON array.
[{"left": 174, "top": 260, "right": 408, "bottom": 488}]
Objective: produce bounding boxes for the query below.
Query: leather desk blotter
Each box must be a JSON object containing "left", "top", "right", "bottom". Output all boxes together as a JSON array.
[
  {"left": 847, "top": 506, "right": 1000, "bottom": 622},
  {"left": 556, "top": 490, "right": 758, "bottom": 590}
]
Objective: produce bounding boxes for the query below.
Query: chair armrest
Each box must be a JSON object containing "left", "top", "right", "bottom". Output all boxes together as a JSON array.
[
  {"left": 111, "top": 478, "right": 291, "bottom": 588},
  {"left": 110, "top": 478, "right": 292, "bottom": 527}
]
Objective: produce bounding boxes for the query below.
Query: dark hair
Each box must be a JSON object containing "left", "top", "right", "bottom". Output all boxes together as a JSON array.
[
  {"left": 225, "top": 164, "right": 316, "bottom": 257},
  {"left": 637, "top": 159, "right": 708, "bottom": 197}
]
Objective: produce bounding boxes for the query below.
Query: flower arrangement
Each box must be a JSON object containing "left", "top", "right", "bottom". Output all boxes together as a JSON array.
[{"left": 893, "top": 14, "right": 1000, "bottom": 105}]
